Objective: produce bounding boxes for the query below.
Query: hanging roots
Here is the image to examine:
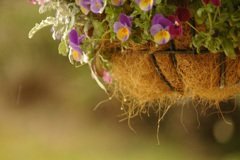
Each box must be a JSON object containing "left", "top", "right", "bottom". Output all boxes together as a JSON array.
[{"left": 102, "top": 22, "right": 240, "bottom": 120}]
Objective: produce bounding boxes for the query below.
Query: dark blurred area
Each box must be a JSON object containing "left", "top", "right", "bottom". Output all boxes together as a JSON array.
[{"left": 0, "top": 0, "right": 239, "bottom": 159}]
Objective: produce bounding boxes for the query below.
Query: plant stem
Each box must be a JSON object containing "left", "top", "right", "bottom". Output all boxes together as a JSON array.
[
  {"left": 213, "top": 9, "right": 218, "bottom": 23},
  {"left": 84, "top": 38, "right": 111, "bottom": 41},
  {"left": 208, "top": 12, "right": 213, "bottom": 36},
  {"left": 164, "top": 0, "right": 167, "bottom": 6},
  {"left": 218, "top": 7, "right": 221, "bottom": 19},
  {"left": 186, "top": 21, "right": 200, "bottom": 34}
]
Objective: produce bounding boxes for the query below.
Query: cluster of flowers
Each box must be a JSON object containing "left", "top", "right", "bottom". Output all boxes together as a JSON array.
[{"left": 28, "top": 0, "right": 222, "bottom": 84}]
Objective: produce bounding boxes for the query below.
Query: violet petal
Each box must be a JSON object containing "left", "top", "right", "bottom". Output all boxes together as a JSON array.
[
  {"left": 150, "top": 24, "right": 163, "bottom": 36},
  {"left": 152, "top": 14, "right": 164, "bottom": 25},
  {"left": 78, "top": 34, "right": 86, "bottom": 43},
  {"left": 119, "top": 13, "right": 132, "bottom": 27},
  {"left": 113, "top": 22, "right": 125, "bottom": 33},
  {"left": 69, "top": 29, "right": 79, "bottom": 45}
]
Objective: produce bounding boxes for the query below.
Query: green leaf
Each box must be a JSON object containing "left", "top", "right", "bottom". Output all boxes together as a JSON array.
[
  {"left": 29, "top": 17, "right": 56, "bottom": 38},
  {"left": 221, "top": 38, "right": 236, "bottom": 59},
  {"left": 89, "top": 61, "right": 108, "bottom": 94},
  {"left": 39, "top": 1, "right": 58, "bottom": 14},
  {"left": 58, "top": 39, "right": 68, "bottom": 56}
]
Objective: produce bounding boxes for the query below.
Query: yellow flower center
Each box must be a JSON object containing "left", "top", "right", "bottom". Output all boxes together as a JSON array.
[
  {"left": 175, "top": 21, "right": 179, "bottom": 26},
  {"left": 96, "top": 2, "right": 99, "bottom": 7},
  {"left": 154, "top": 30, "right": 170, "bottom": 44},
  {"left": 72, "top": 50, "right": 81, "bottom": 61},
  {"left": 117, "top": 27, "right": 129, "bottom": 41}
]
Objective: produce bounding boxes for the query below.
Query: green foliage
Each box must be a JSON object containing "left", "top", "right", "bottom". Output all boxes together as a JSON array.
[{"left": 190, "top": 0, "right": 240, "bottom": 58}]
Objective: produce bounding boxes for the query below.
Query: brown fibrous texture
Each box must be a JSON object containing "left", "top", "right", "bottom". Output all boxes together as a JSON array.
[{"left": 102, "top": 21, "right": 240, "bottom": 117}]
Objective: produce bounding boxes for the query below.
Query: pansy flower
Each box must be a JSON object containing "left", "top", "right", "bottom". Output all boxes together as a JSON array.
[
  {"left": 175, "top": 7, "right": 191, "bottom": 22},
  {"left": 167, "top": 7, "right": 190, "bottom": 37},
  {"left": 90, "top": 0, "right": 103, "bottom": 13},
  {"left": 76, "top": 0, "right": 103, "bottom": 14},
  {"left": 202, "top": 0, "right": 221, "bottom": 7},
  {"left": 135, "top": 0, "right": 156, "bottom": 11},
  {"left": 69, "top": 29, "right": 85, "bottom": 62},
  {"left": 114, "top": 14, "right": 132, "bottom": 41},
  {"left": 111, "top": 0, "right": 125, "bottom": 6},
  {"left": 28, "top": 0, "right": 51, "bottom": 5},
  {"left": 75, "top": 0, "right": 91, "bottom": 15},
  {"left": 91, "top": 65, "right": 113, "bottom": 83},
  {"left": 167, "top": 15, "right": 182, "bottom": 36},
  {"left": 150, "top": 14, "right": 173, "bottom": 44}
]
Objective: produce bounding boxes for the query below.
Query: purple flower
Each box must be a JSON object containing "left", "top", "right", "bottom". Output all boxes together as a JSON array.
[
  {"left": 90, "top": 0, "right": 103, "bottom": 13},
  {"left": 113, "top": 14, "right": 132, "bottom": 41},
  {"left": 135, "top": 0, "right": 156, "bottom": 11},
  {"left": 103, "top": 70, "right": 113, "bottom": 83},
  {"left": 69, "top": 29, "right": 85, "bottom": 61},
  {"left": 75, "top": 0, "right": 91, "bottom": 15},
  {"left": 175, "top": 7, "right": 191, "bottom": 22},
  {"left": 75, "top": 0, "right": 103, "bottom": 14},
  {"left": 28, "top": 0, "right": 51, "bottom": 5},
  {"left": 91, "top": 65, "right": 113, "bottom": 83},
  {"left": 202, "top": 0, "right": 221, "bottom": 7},
  {"left": 150, "top": 14, "right": 173, "bottom": 44},
  {"left": 111, "top": 0, "right": 125, "bottom": 6},
  {"left": 167, "top": 15, "right": 182, "bottom": 36}
]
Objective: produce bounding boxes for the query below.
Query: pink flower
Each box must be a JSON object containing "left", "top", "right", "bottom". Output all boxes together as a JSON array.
[
  {"left": 28, "top": 0, "right": 51, "bottom": 5},
  {"left": 175, "top": 7, "right": 191, "bottom": 22},
  {"left": 202, "top": 0, "right": 221, "bottom": 7}
]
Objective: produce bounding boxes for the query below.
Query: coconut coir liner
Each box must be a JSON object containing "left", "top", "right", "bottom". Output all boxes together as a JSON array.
[{"left": 103, "top": 22, "right": 240, "bottom": 114}]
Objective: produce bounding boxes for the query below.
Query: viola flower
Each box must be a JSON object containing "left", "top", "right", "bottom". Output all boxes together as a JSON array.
[
  {"left": 202, "top": 0, "right": 221, "bottom": 7},
  {"left": 175, "top": 7, "right": 191, "bottom": 22},
  {"left": 135, "top": 0, "right": 155, "bottom": 11},
  {"left": 167, "top": 15, "right": 182, "bottom": 36},
  {"left": 28, "top": 0, "right": 51, "bottom": 5},
  {"left": 91, "top": 65, "right": 113, "bottom": 83},
  {"left": 69, "top": 29, "right": 85, "bottom": 61},
  {"left": 75, "top": 0, "right": 91, "bottom": 15},
  {"left": 80, "top": 6, "right": 90, "bottom": 15},
  {"left": 90, "top": 0, "right": 103, "bottom": 13},
  {"left": 150, "top": 14, "right": 173, "bottom": 44},
  {"left": 111, "top": 0, "right": 125, "bottom": 6},
  {"left": 114, "top": 14, "right": 132, "bottom": 41},
  {"left": 103, "top": 70, "right": 113, "bottom": 83}
]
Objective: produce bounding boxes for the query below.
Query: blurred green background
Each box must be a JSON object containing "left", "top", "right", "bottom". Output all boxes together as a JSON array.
[{"left": 0, "top": 0, "right": 240, "bottom": 159}]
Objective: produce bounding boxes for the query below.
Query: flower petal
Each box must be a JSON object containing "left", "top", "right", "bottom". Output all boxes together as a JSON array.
[
  {"left": 90, "top": 0, "right": 103, "bottom": 13},
  {"left": 113, "top": 22, "right": 125, "bottom": 33},
  {"left": 69, "top": 42, "right": 83, "bottom": 55},
  {"left": 210, "top": 0, "right": 221, "bottom": 6},
  {"left": 103, "top": 71, "right": 112, "bottom": 83},
  {"left": 152, "top": 14, "right": 173, "bottom": 28},
  {"left": 116, "top": 26, "right": 130, "bottom": 41},
  {"left": 111, "top": 0, "right": 125, "bottom": 6},
  {"left": 169, "top": 24, "right": 182, "bottom": 36},
  {"left": 135, "top": 0, "right": 141, "bottom": 4},
  {"left": 150, "top": 24, "right": 164, "bottom": 36},
  {"left": 202, "top": 0, "right": 210, "bottom": 5},
  {"left": 154, "top": 30, "right": 170, "bottom": 44},
  {"left": 119, "top": 13, "right": 132, "bottom": 27},
  {"left": 175, "top": 7, "right": 191, "bottom": 22},
  {"left": 72, "top": 50, "right": 82, "bottom": 62},
  {"left": 78, "top": 34, "right": 86, "bottom": 43},
  {"left": 138, "top": 0, "right": 154, "bottom": 11},
  {"left": 152, "top": 14, "right": 164, "bottom": 25},
  {"left": 69, "top": 29, "right": 79, "bottom": 45}
]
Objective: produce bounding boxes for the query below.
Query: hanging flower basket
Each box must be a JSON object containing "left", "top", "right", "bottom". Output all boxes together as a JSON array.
[{"left": 28, "top": 0, "right": 240, "bottom": 119}]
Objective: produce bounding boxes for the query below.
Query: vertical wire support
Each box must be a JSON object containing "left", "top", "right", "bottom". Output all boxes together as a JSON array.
[
  {"left": 169, "top": 40, "right": 178, "bottom": 69},
  {"left": 150, "top": 54, "right": 175, "bottom": 91},
  {"left": 219, "top": 52, "right": 226, "bottom": 89}
]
